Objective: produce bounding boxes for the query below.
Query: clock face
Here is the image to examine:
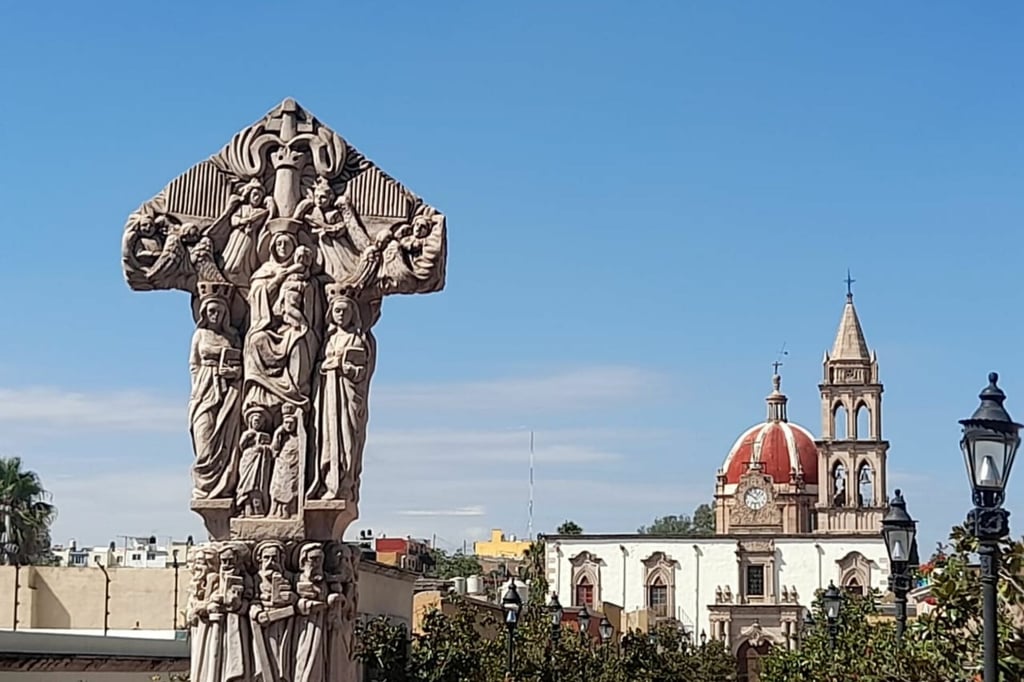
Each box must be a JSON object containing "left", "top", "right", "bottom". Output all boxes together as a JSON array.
[{"left": 744, "top": 487, "right": 768, "bottom": 511}]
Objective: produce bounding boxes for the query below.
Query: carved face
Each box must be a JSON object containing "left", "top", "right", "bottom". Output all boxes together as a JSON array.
[
  {"left": 138, "top": 216, "right": 155, "bottom": 237},
  {"left": 294, "top": 246, "right": 313, "bottom": 268},
  {"left": 259, "top": 546, "right": 281, "bottom": 572},
  {"left": 282, "top": 415, "right": 297, "bottom": 433},
  {"left": 330, "top": 298, "right": 354, "bottom": 327},
  {"left": 219, "top": 548, "right": 237, "bottom": 573},
  {"left": 303, "top": 548, "right": 324, "bottom": 575},
  {"left": 273, "top": 234, "right": 296, "bottom": 261},
  {"left": 191, "top": 551, "right": 210, "bottom": 579},
  {"left": 314, "top": 186, "right": 333, "bottom": 209},
  {"left": 248, "top": 186, "right": 264, "bottom": 205},
  {"left": 248, "top": 412, "right": 266, "bottom": 430},
  {"left": 203, "top": 300, "right": 227, "bottom": 328}
]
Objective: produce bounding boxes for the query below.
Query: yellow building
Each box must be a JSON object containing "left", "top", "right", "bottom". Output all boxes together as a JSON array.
[{"left": 474, "top": 529, "right": 532, "bottom": 559}]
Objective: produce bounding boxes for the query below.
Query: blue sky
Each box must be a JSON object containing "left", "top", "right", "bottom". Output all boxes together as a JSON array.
[{"left": 1, "top": 2, "right": 1023, "bottom": 553}]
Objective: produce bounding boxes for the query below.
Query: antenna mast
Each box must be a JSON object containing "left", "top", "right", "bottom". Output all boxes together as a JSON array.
[{"left": 528, "top": 430, "right": 535, "bottom": 539}]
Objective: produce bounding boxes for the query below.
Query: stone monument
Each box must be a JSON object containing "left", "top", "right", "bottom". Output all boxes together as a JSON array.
[{"left": 121, "top": 99, "right": 446, "bottom": 681}]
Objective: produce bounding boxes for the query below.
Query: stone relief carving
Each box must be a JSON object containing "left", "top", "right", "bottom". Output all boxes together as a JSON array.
[
  {"left": 730, "top": 470, "right": 782, "bottom": 528},
  {"left": 121, "top": 98, "right": 446, "bottom": 540},
  {"left": 122, "top": 99, "right": 446, "bottom": 681},
  {"left": 186, "top": 539, "right": 359, "bottom": 682}
]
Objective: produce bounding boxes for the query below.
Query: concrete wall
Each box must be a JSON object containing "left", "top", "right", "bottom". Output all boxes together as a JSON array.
[
  {"left": 0, "top": 560, "right": 416, "bottom": 633},
  {"left": 548, "top": 534, "right": 889, "bottom": 636}
]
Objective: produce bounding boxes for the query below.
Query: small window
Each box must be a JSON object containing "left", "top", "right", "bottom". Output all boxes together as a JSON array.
[
  {"left": 574, "top": 576, "right": 594, "bottom": 607},
  {"left": 132, "top": 553, "right": 141, "bottom": 561},
  {"left": 648, "top": 581, "right": 668, "bottom": 617},
  {"left": 746, "top": 565, "right": 765, "bottom": 597}
]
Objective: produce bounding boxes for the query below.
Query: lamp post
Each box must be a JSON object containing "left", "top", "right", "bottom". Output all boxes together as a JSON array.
[
  {"left": 577, "top": 603, "right": 591, "bottom": 642},
  {"left": 821, "top": 581, "right": 842, "bottom": 652},
  {"left": 502, "top": 581, "right": 523, "bottom": 677},
  {"left": 548, "top": 593, "right": 564, "bottom": 642},
  {"left": 699, "top": 629, "right": 707, "bottom": 647},
  {"left": 960, "top": 372, "right": 1021, "bottom": 682},
  {"left": 801, "top": 610, "right": 814, "bottom": 648},
  {"left": 881, "top": 489, "right": 917, "bottom": 642},
  {"left": 172, "top": 549, "right": 181, "bottom": 630}
]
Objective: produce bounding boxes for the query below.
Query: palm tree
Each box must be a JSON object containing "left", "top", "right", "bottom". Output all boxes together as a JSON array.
[{"left": 0, "top": 457, "right": 56, "bottom": 565}]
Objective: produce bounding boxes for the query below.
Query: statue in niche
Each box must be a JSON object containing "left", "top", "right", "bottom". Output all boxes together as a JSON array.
[
  {"left": 187, "top": 547, "right": 218, "bottom": 682},
  {"left": 222, "top": 179, "right": 277, "bottom": 288},
  {"left": 326, "top": 543, "right": 359, "bottom": 680},
  {"left": 236, "top": 406, "right": 274, "bottom": 517},
  {"left": 251, "top": 541, "right": 296, "bottom": 682},
  {"left": 244, "top": 231, "right": 320, "bottom": 412},
  {"left": 296, "top": 177, "right": 371, "bottom": 283},
  {"left": 309, "top": 290, "right": 374, "bottom": 502},
  {"left": 857, "top": 464, "right": 874, "bottom": 507},
  {"left": 188, "top": 283, "right": 243, "bottom": 500},
  {"left": 270, "top": 404, "right": 301, "bottom": 519},
  {"left": 204, "top": 543, "right": 253, "bottom": 682},
  {"left": 293, "top": 543, "right": 327, "bottom": 682},
  {"left": 832, "top": 463, "right": 847, "bottom": 507}
]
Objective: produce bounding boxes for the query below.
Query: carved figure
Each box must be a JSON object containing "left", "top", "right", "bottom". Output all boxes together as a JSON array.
[
  {"left": 204, "top": 543, "right": 253, "bottom": 682},
  {"left": 244, "top": 232, "right": 319, "bottom": 412},
  {"left": 222, "top": 179, "right": 277, "bottom": 287},
  {"left": 121, "top": 99, "right": 447, "bottom": 681},
  {"left": 309, "top": 291, "right": 373, "bottom": 502},
  {"left": 236, "top": 406, "right": 274, "bottom": 517},
  {"left": 189, "top": 285, "right": 243, "bottom": 500},
  {"left": 293, "top": 543, "right": 327, "bottom": 682},
  {"left": 270, "top": 404, "right": 301, "bottom": 519},
  {"left": 251, "top": 541, "right": 296, "bottom": 682}
]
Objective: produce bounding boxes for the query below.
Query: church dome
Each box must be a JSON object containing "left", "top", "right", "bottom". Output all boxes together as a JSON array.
[{"left": 720, "top": 375, "right": 819, "bottom": 485}]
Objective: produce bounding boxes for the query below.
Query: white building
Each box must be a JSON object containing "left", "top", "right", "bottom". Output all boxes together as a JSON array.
[
  {"left": 53, "top": 536, "right": 197, "bottom": 569},
  {"left": 545, "top": 290, "right": 900, "bottom": 677}
]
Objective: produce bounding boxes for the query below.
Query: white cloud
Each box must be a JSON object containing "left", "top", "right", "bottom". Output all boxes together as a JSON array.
[
  {"left": 397, "top": 506, "right": 486, "bottom": 517},
  {"left": 0, "top": 388, "right": 183, "bottom": 431},
  {"left": 0, "top": 365, "right": 664, "bottom": 432}
]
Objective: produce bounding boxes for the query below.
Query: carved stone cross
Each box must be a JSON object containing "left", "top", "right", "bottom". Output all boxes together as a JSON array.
[{"left": 120, "top": 99, "right": 446, "bottom": 682}]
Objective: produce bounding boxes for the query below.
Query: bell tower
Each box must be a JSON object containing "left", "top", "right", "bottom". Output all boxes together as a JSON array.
[{"left": 815, "top": 276, "right": 889, "bottom": 534}]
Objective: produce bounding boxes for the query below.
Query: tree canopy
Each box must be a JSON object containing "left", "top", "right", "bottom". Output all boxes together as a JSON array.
[
  {"left": 637, "top": 503, "right": 715, "bottom": 536},
  {"left": 556, "top": 520, "right": 583, "bottom": 535},
  {"left": 428, "top": 548, "right": 483, "bottom": 579},
  {"left": 0, "top": 456, "right": 57, "bottom": 565}
]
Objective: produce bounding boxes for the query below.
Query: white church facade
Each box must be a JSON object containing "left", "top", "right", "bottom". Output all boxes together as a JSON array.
[{"left": 544, "top": 290, "right": 896, "bottom": 665}]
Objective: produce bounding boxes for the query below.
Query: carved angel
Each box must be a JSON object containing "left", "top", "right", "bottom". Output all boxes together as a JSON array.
[{"left": 294, "top": 177, "right": 371, "bottom": 284}]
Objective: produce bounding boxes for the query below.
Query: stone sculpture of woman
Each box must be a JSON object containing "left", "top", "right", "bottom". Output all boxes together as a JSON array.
[
  {"left": 188, "top": 289, "right": 243, "bottom": 500},
  {"left": 293, "top": 543, "right": 327, "bottom": 682},
  {"left": 269, "top": 404, "right": 301, "bottom": 519},
  {"left": 251, "top": 540, "right": 296, "bottom": 682},
  {"left": 326, "top": 543, "right": 358, "bottom": 681},
  {"left": 244, "top": 232, "right": 319, "bottom": 411},
  {"left": 309, "top": 291, "right": 375, "bottom": 502}
]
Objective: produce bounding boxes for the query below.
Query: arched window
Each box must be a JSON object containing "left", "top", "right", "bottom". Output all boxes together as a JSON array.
[
  {"left": 832, "top": 462, "right": 847, "bottom": 507},
  {"left": 574, "top": 575, "right": 594, "bottom": 607},
  {"left": 647, "top": 575, "right": 668, "bottom": 618},
  {"left": 844, "top": 576, "right": 864, "bottom": 596},
  {"left": 856, "top": 403, "right": 871, "bottom": 440},
  {"left": 857, "top": 462, "right": 874, "bottom": 507},
  {"left": 833, "top": 403, "right": 847, "bottom": 440}
]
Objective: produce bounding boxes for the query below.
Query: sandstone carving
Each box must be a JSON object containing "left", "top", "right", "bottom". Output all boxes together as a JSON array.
[{"left": 122, "top": 99, "right": 447, "bottom": 681}]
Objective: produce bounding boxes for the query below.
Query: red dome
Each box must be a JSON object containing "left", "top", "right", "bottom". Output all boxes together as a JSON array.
[{"left": 721, "top": 420, "right": 819, "bottom": 485}]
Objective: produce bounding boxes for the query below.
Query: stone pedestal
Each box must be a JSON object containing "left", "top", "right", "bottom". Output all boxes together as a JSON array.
[{"left": 121, "top": 99, "right": 447, "bottom": 681}]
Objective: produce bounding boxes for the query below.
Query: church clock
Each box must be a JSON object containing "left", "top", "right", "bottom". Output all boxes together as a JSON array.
[{"left": 744, "top": 486, "right": 768, "bottom": 510}]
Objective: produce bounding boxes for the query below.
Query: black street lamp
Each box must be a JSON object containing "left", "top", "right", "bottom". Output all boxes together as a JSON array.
[
  {"left": 699, "top": 629, "right": 707, "bottom": 647},
  {"left": 548, "top": 593, "right": 563, "bottom": 642},
  {"left": 502, "top": 581, "right": 523, "bottom": 676},
  {"left": 577, "top": 603, "right": 591, "bottom": 641},
  {"left": 598, "top": 615, "right": 613, "bottom": 645},
  {"left": 882, "top": 489, "right": 917, "bottom": 641},
  {"left": 801, "top": 609, "right": 814, "bottom": 647},
  {"left": 960, "top": 372, "right": 1021, "bottom": 682},
  {"left": 821, "top": 581, "right": 843, "bottom": 651}
]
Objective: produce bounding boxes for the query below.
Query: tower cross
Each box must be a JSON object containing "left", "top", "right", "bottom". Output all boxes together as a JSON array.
[
  {"left": 772, "top": 360, "right": 783, "bottom": 375},
  {"left": 845, "top": 269, "right": 856, "bottom": 297}
]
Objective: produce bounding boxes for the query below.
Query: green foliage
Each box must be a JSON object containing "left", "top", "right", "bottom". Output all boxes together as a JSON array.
[
  {"left": 357, "top": 542, "right": 737, "bottom": 680},
  {"left": 763, "top": 524, "right": 1024, "bottom": 682},
  {"left": 637, "top": 503, "right": 715, "bottom": 536},
  {"left": 428, "top": 548, "right": 483, "bottom": 579},
  {"left": 556, "top": 520, "right": 583, "bottom": 535},
  {"left": 0, "top": 456, "right": 57, "bottom": 565}
]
